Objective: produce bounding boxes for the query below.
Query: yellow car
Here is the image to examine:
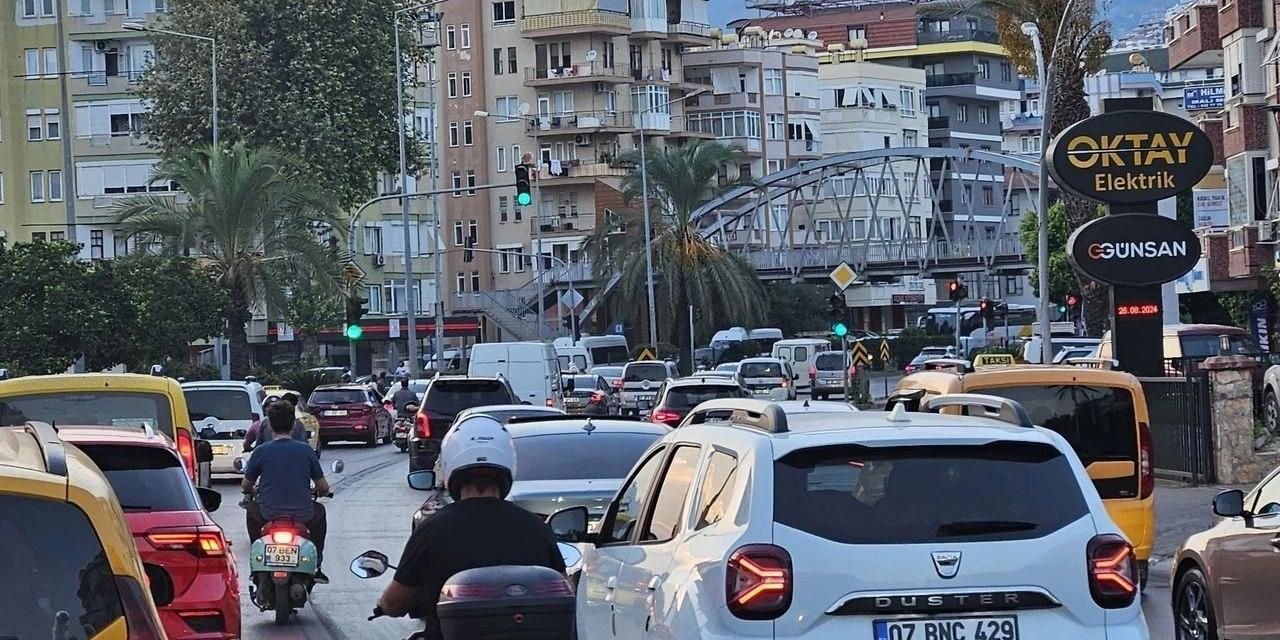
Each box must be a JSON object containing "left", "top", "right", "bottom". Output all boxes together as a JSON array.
[
  {"left": 889, "top": 364, "right": 1156, "bottom": 588},
  {"left": 0, "top": 373, "right": 211, "bottom": 486},
  {"left": 263, "top": 387, "right": 323, "bottom": 456},
  {"left": 0, "top": 421, "right": 167, "bottom": 639}
]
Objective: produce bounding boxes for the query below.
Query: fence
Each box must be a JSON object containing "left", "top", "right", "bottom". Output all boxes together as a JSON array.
[{"left": 1140, "top": 375, "right": 1215, "bottom": 485}]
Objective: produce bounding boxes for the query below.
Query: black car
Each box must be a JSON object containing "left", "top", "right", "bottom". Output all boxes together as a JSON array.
[
  {"left": 562, "top": 374, "right": 615, "bottom": 416},
  {"left": 408, "top": 376, "right": 518, "bottom": 472},
  {"left": 648, "top": 377, "right": 750, "bottom": 427}
]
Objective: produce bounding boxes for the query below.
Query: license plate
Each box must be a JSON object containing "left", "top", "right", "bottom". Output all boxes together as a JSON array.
[
  {"left": 212, "top": 444, "right": 231, "bottom": 455},
  {"left": 264, "top": 544, "right": 300, "bottom": 567},
  {"left": 637, "top": 394, "right": 655, "bottom": 400},
  {"left": 874, "top": 615, "right": 1018, "bottom": 640},
  {"left": 323, "top": 410, "right": 347, "bottom": 416}
]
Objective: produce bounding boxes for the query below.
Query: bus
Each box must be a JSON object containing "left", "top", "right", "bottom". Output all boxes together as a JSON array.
[{"left": 917, "top": 303, "right": 1043, "bottom": 353}]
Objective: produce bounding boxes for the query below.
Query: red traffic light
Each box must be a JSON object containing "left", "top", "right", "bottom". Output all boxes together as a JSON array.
[{"left": 1066, "top": 294, "right": 1080, "bottom": 307}]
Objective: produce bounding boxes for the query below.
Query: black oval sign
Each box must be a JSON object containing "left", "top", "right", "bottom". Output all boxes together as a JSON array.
[
  {"left": 1046, "top": 110, "right": 1213, "bottom": 204},
  {"left": 1066, "top": 213, "right": 1201, "bottom": 286}
]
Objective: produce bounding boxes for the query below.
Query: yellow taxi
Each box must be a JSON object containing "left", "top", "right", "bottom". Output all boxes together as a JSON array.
[
  {"left": 0, "top": 421, "right": 167, "bottom": 639},
  {"left": 263, "top": 386, "right": 323, "bottom": 455},
  {"left": 0, "top": 373, "right": 211, "bottom": 486},
  {"left": 889, "top": 364, "right": 1156, "bottom": 587}
]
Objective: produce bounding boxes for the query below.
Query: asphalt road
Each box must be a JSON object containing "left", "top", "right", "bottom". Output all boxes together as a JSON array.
[{"left": 213, "top": 435, "right": 1184, "bottom": 640}]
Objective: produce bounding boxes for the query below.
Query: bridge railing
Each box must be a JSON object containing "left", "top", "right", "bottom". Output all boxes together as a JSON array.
[{"left": 733, "top": 237, "right": 1027, "bottom": 271}]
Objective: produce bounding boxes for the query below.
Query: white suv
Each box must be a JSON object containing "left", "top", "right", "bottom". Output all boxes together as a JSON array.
[{"left": 548, "top": 394, "right": 1147, "bottom": 640}]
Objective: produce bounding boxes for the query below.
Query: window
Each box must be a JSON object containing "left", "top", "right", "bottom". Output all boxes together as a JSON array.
[
  {"left": 694, "top": 451, "right": 738, "bottom": 530},
  {"left": 0, "top": 173, "right": 4, "bottom": 204},
  {"left": 446, "top": 25, "right": 456, "bottom": 50},
  {"left": 90, "top": 229, "right": 104, "bottom": 259},
  {"left": 977, "top": 59, "right": 990, "bottom": 79},
  {"left": 493, "top": 48, "right": 504, "bottom": 75},
  {"left": 460, "top": 24, "right": 471, "bottom": 49},
  {"left": 495, "top": 95, "right": 519, "bottom": 121},
  {"left": 601, "top": 448, "right": 667, "bottom": 545},
  {"left": 462, "top": 72, "right": 472, "bottom": 97},
  {"left": 764, "top": 68, "right": 784, "bottom": 95},
  {"left": 642, "top": 446, "right": 702, "bottom": 542},
  {"left": 498, "top": 195, "right": 509, "bottom": 222},
  {"left": 884, "top": 135, "right": 891, "bottom": 148},
  {"left": 27, "top": 114, "right": 43, "bottom": 141},
  {"left": 453, "top": 221, "right": 465, "bottom": 246},
  {"left": 923, "top": 62, "right": 945, "bottom": 77},
  {"left": 492, "top": 0, "right": 516, "bottom": 25},
  {"left": 899, "top": 86, "right": 917, "bottom": 116},
  {"left": 24, "top": 50, "right": 39, "bottom": 78},
  {"left": 903, "top": 129, "right": 918, "bottom": 146},
  {"left": 766, "top": 114, "right": 784, "bottom": 140},
  {"left": 981, "top": 185, "right": 994, "bottom": 206},
  {"left": 470, "top": 270, "right": 480, "bottom": 291},
  {"left": 451, "top": 171, "right": 462, "bottom": 197},
  {"left": 463, "top": 120, "right": 473, "bottom": 145},
  {"left": 498, "top": 249, "right": 511, "bottom": 273},
  {"left": 455, "top": 272, "right": 466, "bottom": 294},
  {"left": 977, "top": 105, "right": 990, "bottom": 124},
  {"left": 22, "top": 0, "right": 36, "bottom": 17},
  {"left": 767, "top": 159, "right": 784, "bottom": 174},
  {"left": 1001, "top": 61, "right": 1012, "bottom": 82},
  {"left": 448, "top": 122, "right": 459, "bottom": 147},
  {"left": 43, "top": 48, "right": 57, "bottom": 77},
  {"left": 956, "top": 104, "right": 968, "bottom": 122},
  {"left": 962, "top": 184, "right": 972, "bottom": 203},
  {"left": 32, "top": 232, "right": 46, "bottom": 242},
  {"left": 447, "top": 73, "right": 458, "bottom": 98},
  {"left": 514, "top": 247, "right": 526, "bottom": 271},
  {"left": 685, "top": 110, "right": 761, "bottom": 138},
  {"left": 29, "top": 171, "right": 45, "bottom": 202},
  {"left": 363, "top": 224, "right": 383, "bottom": 255},
  {"left": 496, "top": 146, "right": 508, "bottom": 172},
  {"left": 48, "top": 170, "right": 62, "bottom": 201},
  {"left": 848, "top": 25, "right": 866, "bottom": 41},
  {"left": 45, "top": 109, "right": 60, "bottom": 140},
  {"left": 466, "top": 170, "right": 477, "bottom": 195}
]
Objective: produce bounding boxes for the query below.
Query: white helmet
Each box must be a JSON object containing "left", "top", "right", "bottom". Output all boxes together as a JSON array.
[{"left": 439, "top": 415, "right": 516, "bottom": 500}]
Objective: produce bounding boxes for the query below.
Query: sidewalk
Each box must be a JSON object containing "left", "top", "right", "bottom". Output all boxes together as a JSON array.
[{"left": 1150, "top": 480, "right": 1251, "bottom": 580}]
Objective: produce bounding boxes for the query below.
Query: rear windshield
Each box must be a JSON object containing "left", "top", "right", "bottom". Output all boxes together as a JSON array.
[
  {"left": 1179, "top": 333, "right": 1259, "bottom": 358},
  {"left": 185, "top": 388, "right": 253, "bottom": 421},
  {"left": 515, "top": 432, "right": 659, "bottom": 480},
  {"left": 590, "top": 345, "right": 630, "bottom": 366},
  {"left": 0, "top": 495, "right": 123, "bottom": 639},
  {"left": 472, "top": 409, "right": 559, "bottom": 422},
  {"left": 79, "top": 445, "right": 202, "bottom": 512},
  {"left": 663, "top": 384, "right": 746, "bottom": 409},
  {"left": 558, "top": 355, "right": 589, "bottom": 371},
  {"left": 426, "top": 381, "right": 514, "bottom": 415},
  {"left": 920, "top": 348, "right": 950, "bottom": 356},
  {"left": 565, "top": 375, "right": 599, "bottom": 391},
  {"left": 0, "top": 392, "right": 174, "bottom": 437},
  {"left": 590, "top": 367, "right": 623, "bottom": 379},
  {"left": 774, "top": 442, "right": 1087, "bottom": 544},
  {"left": 740, "top": 362, "right": 785, "bottom": 378},
  {"left": 309, "top": 389, "right": 368, "bottom": 405},
  {"left": 624, "top": 363, "right": 668, "bottom": 382},
  {"left": 815, "top": 353, "right": 845, "bottom": 369}
]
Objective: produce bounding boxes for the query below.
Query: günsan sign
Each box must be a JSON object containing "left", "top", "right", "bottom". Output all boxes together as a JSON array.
[
  {"left": 1046, "top": 110, "right": 1214, "bottom": 204},
  {"left": 1066, "top": 214, "right": 1201, "bottom": 286}
]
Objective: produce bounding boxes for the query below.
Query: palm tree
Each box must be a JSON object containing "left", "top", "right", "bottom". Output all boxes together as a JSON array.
[
  {"left": 589, "top": 140, "right": 767, "bottom": 363},
  {"left": 114, "top": 142, "right": 344, "bottom": 376}
]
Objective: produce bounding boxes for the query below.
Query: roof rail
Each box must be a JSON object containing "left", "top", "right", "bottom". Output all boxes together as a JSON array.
[
  {"left": 682, "top": 399, "right": 789, "bottom": 434},
  {"left": 23, "top": 421, "right": 67, "bottom": 477},
  {"left": 922, "top": 393, "right": 1034, "bottom": 428},
  {"left": 922, "top": 358, "right": 974, "bottom": 373},
  {"left": 1063, "top": 357, "right": 1119, "bottom": 370}
]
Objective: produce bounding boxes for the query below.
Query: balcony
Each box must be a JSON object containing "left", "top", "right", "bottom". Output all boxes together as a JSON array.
[
  {"left": 526, "top": 111, "right": 631, "bottom": 137},
  {"left": 667, "top": 21, "right": 713, "bottom": 44},
  {"left": 1219, "top": 0, "right": 1264, "bottom": 37},
  {"left": 691, "top": 92, "right": 760, "bottom": 110},
  {"left": 1228, "top": 224, "right": 1264, "bottom": 278},
  {"left": 73, "top": 132, "right": 150, "bottom": 158},
  {"left": 925, "top": 72, "right": 979, "bottom": 88},
  {"left": 1167, "top": 4, "right": 1222, "bottom": 70},
  {"left": 539, "top": 160, "right": 630, "bottom": 185},
  {"left": 72, "top": 70, "right": 143, "bottom": 96},
  {"left": 927, "top": 116, "right": 950, "bottom": 130},
  {"left": 524, "top": 64, "right": 631, "bottom": 87},
  {"left": 631, "top": 67, "right": 674, "bottom": 83},
  {"left": 916, "top": 28, "right": 1000, "bottom": 45},
  {"left": 532, "top": 214, "right": 590, "bottom": 234},
  {"left": 788, "top": 139, "right": 822, "bottom": 157},
  {"left": 1222, "top": 105, "right": 1267, "bottom": 157},
  {"left": 786, "top": 95, "right": 821, "bottom": 113},
  {"left": 520, "top": 8, "right": 630, "bottom": 38},
  {"left": 721, "top": 137, "right": 763, "bottom": 154}
]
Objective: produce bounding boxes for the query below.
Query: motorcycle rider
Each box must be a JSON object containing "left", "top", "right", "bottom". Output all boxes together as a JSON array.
[
  {"left": 375, "top": 415, "right": 565, "bottom": 639},
  {"left": 243, "top": 394, "right": 308, "bottom": 451},
  {"left": 242, "top": 400, "right": 331, "bottom": 583},
  {"left": 391, "top": 378, "right": 419, "bottom": 417}
]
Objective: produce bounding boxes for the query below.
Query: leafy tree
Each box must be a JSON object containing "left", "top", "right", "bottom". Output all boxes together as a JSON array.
[
  {"left": 589, "top": 141, "right": 767, "bottom": 360},
  {"left": 765, "top": 283, "right": 832, "bottom": 336},
  {"left": 1019, "top": 201, "right": 1078, "bottom": 303},
  {"left": 135, "top": 0, "right": 426, "bottom": 209},
  {"left": 107, "top": 255, "right": 229, "bottom": 369},
  {"left": 113, "top": 143, "right": 344, "bottom": 377},
  {"left": 284, "top": 281, "right": 348, "bottom": 361}
]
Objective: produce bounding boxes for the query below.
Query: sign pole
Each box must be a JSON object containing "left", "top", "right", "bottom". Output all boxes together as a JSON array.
[
  {"left": 842, "top": 336, "right": 850, "bottom": 399},
  {"left": 954, "top": 298, "right": 963, "bottom": 355}
]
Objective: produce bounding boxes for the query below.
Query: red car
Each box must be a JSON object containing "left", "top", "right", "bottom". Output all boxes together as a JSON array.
[
  {"left": 308, "top": 384, "right": 394, "bottom": 446},
  {"left": 61, "top": 427, "right": 240, "bottom": 640}
]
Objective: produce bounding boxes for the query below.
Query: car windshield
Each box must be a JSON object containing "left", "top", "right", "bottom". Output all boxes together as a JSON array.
[
  {"left": 0, "top": 392, "right": 174, "bottom": 437},
  {"left": 1180, "top": 333, "right": 1260, "bottom": 358},
  {"left": 0, "top": 495, "right": 124, "bottom": 640},
  {"left": 624, "top": 363, "right": 668, "bottom": 382},
  {"left": 78, "top": 445, "right": 202, "bottom": 511},
  {"left": 920, "top": 347, "right": 950, "bottom": 357},
  {"left": 774, "top": 442, "right": 1087, "bottom": 544},
  {"left": 740, "top": 362, "right": 784, "bottom": 378},
  {"left": 185, "top": 388, "right": 253, "bottom": 421},
  {"left": 663, "top": 384, "right": 745, "bottom": 409},
  {"left": 814, "top": 353, "right": 845, "bottom": 369},
  {"left": 515, "top": 432, "right": 660, "bottom": 480},
  {"left": 425, "top": 381, "right": 514, "bottom": 416},
  {"left": 309, "top": 389, "right": 367, "bottom": 405}
]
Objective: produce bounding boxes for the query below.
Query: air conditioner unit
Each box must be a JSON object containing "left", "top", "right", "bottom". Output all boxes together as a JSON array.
[
  {"left": 373, "top": 254, "right": 386, "bottom": 267},
  {"left": 1260, "top": 220, "right": 1277, "bottom": 241},
  {"left": 574, "top": 134, "right": 593, "bottom": 145},
  {"left": 95, "top": 40, "right": 108, "bottom": 51}
]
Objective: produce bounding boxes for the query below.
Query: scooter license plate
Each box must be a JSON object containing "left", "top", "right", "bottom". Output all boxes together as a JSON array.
[{"left": 264, "top": 544, "right": 300, "bottom": 567}]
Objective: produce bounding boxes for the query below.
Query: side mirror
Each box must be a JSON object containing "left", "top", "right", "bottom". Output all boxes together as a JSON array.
[
  {"left": 547, "top": 505, "right": 589, "bottom": 543},
  {"left": 195, "top": 439, "right": 214, "bottom": 464},
  {"left": 349, "top": 550, "right": 393, "bottom": 579},
  {"left": 1213, "top": 489, "right": 1247, "bottom": 518},
  {"left": 558, "top": 541, "right": 583, "bottom": 568},
  {"left": 196, "top": 487, "right": 222, "bottom": 513},
  {"left": 232, "top": 457, "right": 245, "bottom": 474},
  {"left": 330, "top": 460, "right": 345, "bottom": 474},
  {"left": 408, "top": 470, "right": 437, "bottom": 491}
]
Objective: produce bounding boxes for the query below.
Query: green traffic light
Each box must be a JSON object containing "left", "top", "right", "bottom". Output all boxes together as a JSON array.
[
  {"left": 833, "top": 322, "right": 848, "bottom": 337},
  {"left": 516, "top": 192, "right": 532, "bottom": 206},
  {"left": 345, "top": 324, "right": 363, "bottom": 340}
]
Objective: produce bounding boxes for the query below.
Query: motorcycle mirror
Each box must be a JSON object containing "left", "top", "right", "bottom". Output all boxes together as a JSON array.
[
  {"left": 331, "top": 460, "right": 345, "bottom": 474},
  {"left": 558, "top": 542, "right": 582, "bottom": 568},
  {"left": 349, "top": 550, "right": 393, "bottom": 579},
  {"left": 232, "top": 457, "right": 245, "bottom": 474},
  {"left": 407, "top": 470, "right": 436, "bottom": 491}
]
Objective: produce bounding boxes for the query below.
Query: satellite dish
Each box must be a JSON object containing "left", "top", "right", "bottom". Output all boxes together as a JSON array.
[
  {"left": 785, "top": 28, "right": 797, "bottom": 37},
  {"left": 586, "top": 49, "right": 598, "bottom": 61},
  {"left": 807, "top": 31, "right": 818, "bottom": 39},
  {"left": 770, "top": 30, "right": 782, "bottom": 39},
  {"left": 518, "top": 102, "right": 531, "bottom": 115}
]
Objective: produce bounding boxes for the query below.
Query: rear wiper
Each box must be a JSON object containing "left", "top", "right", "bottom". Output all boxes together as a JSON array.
[
  {"left": 119, "top": 504, "right": 153, "bottom": 511},
  {"left": 935, "top": 520, "right": 1037, "bottom": 536}
]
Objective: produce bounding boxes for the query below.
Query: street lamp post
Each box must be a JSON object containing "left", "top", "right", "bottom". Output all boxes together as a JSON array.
[{"left": 123, "top": 23, "right": 217, "bottom": 147}]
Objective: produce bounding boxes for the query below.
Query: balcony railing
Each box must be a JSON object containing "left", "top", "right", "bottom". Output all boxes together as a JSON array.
[
  {"left": 520, "top": 9, "right": 630, "bottom": 34},
  {"left": 540, "top": 161, "right": 630, "bottom": 181},
  {"left": 669, "top": 21, "right": 711, "bottom": 38},
  {"left": 532, "top": 214, "right": 590, "bottom": 233},
  {"left": 788, "top": 139, "right": 822, "bottom": 155},
  {"left": 524, "top": 64, "right": 630, "bottom": 83},
  {"left": 928, "top": 116, "right": 951, "bottom": 130},
  {"left": 631, "top": 67, "right": 674, "bottom": 82},
  {"left": 526, "top": 111, "right": 628, "bottom": 132},
  {"left": 926, "top": 72, "right": 980, "bottom": 88},
  {"left": 916, "top": 28, "right": 1000, "bottom": 45}
]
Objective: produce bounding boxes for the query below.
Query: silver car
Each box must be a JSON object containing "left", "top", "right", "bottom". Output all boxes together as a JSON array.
[{"left": 619, "top": 361, "right": 679, "bottom": 415}]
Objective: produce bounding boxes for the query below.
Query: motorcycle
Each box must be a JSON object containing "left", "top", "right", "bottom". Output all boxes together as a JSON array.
[
  {"left": 234, "top": 458, "right": 345, "bottom": 625},
  {"left": 393, "top": 402, "right": 417, "bottom": 453}
]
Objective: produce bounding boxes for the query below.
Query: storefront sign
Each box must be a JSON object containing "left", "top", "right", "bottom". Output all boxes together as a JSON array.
[
  {"left": 1067, "top": 213, "right": 1201, "bottom": 286},
  {"left": 1192, "top": 189, "right": 1229, "bottom": 228},
  {"left": 1184, "top": 85, "right": 1225, "bottom": 111},
  {"left": 891, "top": 294, "right": 926, "bottom": 304},
  {"left": 1046, "top": 111, "right": 1214, "bottom": 204}
]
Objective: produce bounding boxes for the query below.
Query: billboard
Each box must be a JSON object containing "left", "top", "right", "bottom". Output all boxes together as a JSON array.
[
  {"left": 1192, "top": 189, "right": 1229, "bottom": 228},
  {"left": 1184, "top": 85, "right": 1225, "bottom": 111}
]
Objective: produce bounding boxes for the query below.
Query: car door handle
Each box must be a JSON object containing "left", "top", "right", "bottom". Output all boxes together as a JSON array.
[{"left": 647, "top": 576, "right": 660, "bottom": 591}]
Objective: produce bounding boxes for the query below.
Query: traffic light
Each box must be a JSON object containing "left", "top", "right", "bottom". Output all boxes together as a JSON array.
[
  {"left": 947, "top": 280, "right": 968, "bottom": 302},
  {"left": 828, "top": 294, "right": 843, "bottom": 321},
  {"left": 1066, "top": 293, "right": 1080, "bottom": 309},
  {"left": 345, "top": 293, "right": 368, "bottom": 340},
  {"left": 514, "top": 164, "right": 532, "bottom": 207},
  {"left": 832, "top": 322, "right": 849, "bottom": 337},
  {"left": 978, "top": 297, "right": 995, "bottom": 325}
]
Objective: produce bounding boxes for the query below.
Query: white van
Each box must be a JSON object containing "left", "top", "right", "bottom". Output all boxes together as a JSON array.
[
  {"left": 467, "top": 342, "right": 563, "bottom": 408},
  {"left": 577, "top": 335, "right": 629, "bottom": 366},
  {"left": 555, "top": 344, "right": 591, "bottom": 373},
  {"left": 771, "top": 338, "right": 832, "bottom": 392}
]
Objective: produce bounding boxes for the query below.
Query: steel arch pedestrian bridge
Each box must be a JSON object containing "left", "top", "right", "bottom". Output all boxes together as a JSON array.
[{"left": 581, "top": 147, "right": 1039, "bottom": 318}]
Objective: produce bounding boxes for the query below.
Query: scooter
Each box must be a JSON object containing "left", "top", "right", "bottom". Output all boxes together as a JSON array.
[
  {"left": 393, "top": 402, "right": 417, "bottom": 453},
  {"left": 235, "top": 458, "right": 344, "bottom": 625}
]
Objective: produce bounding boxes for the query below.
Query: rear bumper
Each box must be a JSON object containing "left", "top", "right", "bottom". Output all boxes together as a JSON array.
[
  {"left": 812, "top": 380, "right": 845, "bottom": 393},
  {"left": 161, "top": 572, "right": 241, "bottom": 640},
  {"left": 565, "top": 403, "right": 609, "bottom": 415},
  {"left": 318, "top": 422, "right": 372, "bottom": 441},
  {"left": 210, "top": 451, "right": 241, "bottom": 475},
  {"left": 409, "top": 437, "right": 441, "bottom": 471}
]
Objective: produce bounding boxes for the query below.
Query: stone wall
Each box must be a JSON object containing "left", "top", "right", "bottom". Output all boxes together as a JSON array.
[{"left": 1206, "top": 355, "right": 1280, "bottom": 484}]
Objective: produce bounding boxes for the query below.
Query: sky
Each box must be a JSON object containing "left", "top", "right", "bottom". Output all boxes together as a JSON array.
[{"left": 708, "top": 0, "right": 751, "bottom": 28}]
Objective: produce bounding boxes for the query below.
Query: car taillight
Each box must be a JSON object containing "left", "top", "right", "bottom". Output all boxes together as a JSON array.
[
  {"left": 415, "top": 412, "right": 431, "bottom": 438},
  {"left": 651, "top": 408, "right": 681, "bottom": 425},
  {"left": 270, "top": 529, "right": 296, "bottom": 545},
  {"left": 116, "top": 576, "right": 166, "bottom": 639},
  {"left": 546, "top": 398, "right": 555, "bottom": 407},
  {"left": 808, "top": 365, "right": 816, "bottom": 380},
  {"left": 726, "top": 544, "right": 792, "bottom": 620},
  {"left": 1087, "top": 534, "right": 1138, "bottom": 609},
  {"left": 1138, "top": 421, "right": 1154, "bottom": 499},
  {"left": 590, "top": 391, "right": 605, "bottom": 405},
  {"left": 384, "top": 401, "right": 395, "bottom": 412},
  {"left": 176, "top": 429, "right": 196, "bottom": 481},
  {"left": 146, "top": 528, "right": 227, "bottom": 557}
]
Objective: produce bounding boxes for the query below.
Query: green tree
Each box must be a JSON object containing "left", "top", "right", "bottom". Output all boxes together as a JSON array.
[
  {"left": 765, "top": 282, "right": 832, "bottom": 336},
  {"left": 107, "top": 255, "right": 229, "bottom": 369},
  {"left": 113, "top": 143, "right": 344, "bottom": 377},
  {"left": 284, "top": 280, "right": 348, "bottom": 362},
  {"left": 135, "top": 0, "right": 425, "bottom": 209},
  {"left": 1019, "top": 201, "right": 1080, "bottom": 303},
  {"left": 589, "top": 141, "right": 767, "bottom": 362}
]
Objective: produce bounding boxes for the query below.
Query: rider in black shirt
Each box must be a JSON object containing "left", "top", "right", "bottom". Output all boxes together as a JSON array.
[{"left": 376, "top": 415, "right": 565, "bottom": 639}]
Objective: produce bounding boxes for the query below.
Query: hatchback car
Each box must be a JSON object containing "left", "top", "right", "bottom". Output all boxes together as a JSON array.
[
  {"left": 409, "top": 376, "right": 518, "bottom": 472},
  {"left": 307, "top": 384, "right": 394, "bottom": 446},
  {"left": 548, "top": 396, "right": 1148, "bottom": 640},
  {"left": 619, "top": 360, "right": 679, "bottom": 415},
  {"left": 905, "top": 346, "right": 956, "bottom": 373},
  {"left": 737, "top": 357, "right": 798, "bottom": 401},
  {"left": 61, "top": 427, "right": 239, "bottom": 639},
  {"left": 182, "top": 381, "right": 265, "bottom": 477},
  {"left": 648, "top": 377, "right": 750, "bottom": 427}
]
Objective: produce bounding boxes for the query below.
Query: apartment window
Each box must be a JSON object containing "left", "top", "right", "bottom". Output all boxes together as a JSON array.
[
  {"left": 848, "top": 25, "right": 866, "bottom": 41},
  {"left": 448, "top": 122, "right": 459, "bottom": 147},
  {"left": 466, "top": 170, "right": 477, "bottom": 195},
  {"left": 471, "top": 271, "right": 480, "bottom": 291},
  {"left": 982, "top": 185, "right": 994, "bottom": 206},
  {"left": 43, "top": 48, "right": 57, "bottom": 77},
  {"left": 496, "top": 146, "right": 509, "bottom": 172},
  {"left": 29, "top": 171, "right": 45, "bottom": 202},
  {"left": 766, "top": 114, "right": 784, "bottom": 140},
  {"left": 492, "top": 0, "right": 516, "bottom": 24},
  {"left": 978, "top": 105, "right": 990, "bottom": 124},
  {"left": 32, "top": 232, "right": 47, "bottom": 242},
  {"left": 767, "top": 159, "right": 784, "bottom": 174},
  {"left": 498, "top": 250, "right": 511, "bottom": 273},
  {"left": 493, "top": 48, "right": 504, "bottom": 75},
  {"left": 24, "top": 50, "right": 39, "bottom": 78},
  {"left": 904, "top": 129, "right": 918, "bottom": 146},
  {"left": 453, "top": 221, "right": 465, "bottom": 245},
  {"left": 50, "top": 231, "right": 64, "bottom": 241},
  {"left": 884, "top": 135, "right": 892, "bottom": 148},
  {"left": 495, "top": 96, "right": 519, "bottom": 121},
  {"left": 1001, "top": 61, "right": 1012, "bottom": 82},
  {"left": 22, "top": 0, "right": 35, "bottom": 16},
  {"left": 899, "top": 86, "right": 917, "bottom": 116},
  {"left": 48, "top": 170, "right": 62, "bottom": 201},
  {"left": 27, "top": 113, "right": 43, "bottom": 141},
  {"left": 956, "top": 104, "right": 968, "bottom": 122},
  {"left": 90, "top": 230, "right": 104, "bottom": 260},
  {"left": 962, "top": 184, "right": 972, "bottom": 203},
  {"left": 1004, "top": 276, "right": 1024, "bottom": 296},
  {"left": 467, "top": 220, "right": 478, "bottom": 244},
  {"left": 685, "top": 110, "right": 761, "bottom": 138},
  {"left": 455, "top": 272, "right": 466, "bottom": 295},
  {"left": 462, "top": 72, "right": 472, "bottom": 97},
  {"left": 498, "top": 195, "right": 509, "bottom": 222},
  {"left": 463, "top": 120, "right": 474, "bottom": 145},
  {"left": 44, "top": 109, "right": 60, "bottom": 140},
  {"left": 447, "top": 73, "right": 458, "bottom": 98},
  {"left": 451, "top": 171, "right": 462, "bottom": 196},
  {"left": 977, "top": 60, "right": 990, "bottom": 80},
  {"left": 460, "top": 24, "right": 471, "bottom": 49},
  {"left": 1019, "top": 135, "right": 1041, "bottom": 153},
  {"left": 514, "top": 249, "right": 526, "bottom": 272},
  {"left": 764, "top": 68, "right": 784, "bottom": 95},
  {"left": 446, "top": 25, "right": 456, "bottom": 50},
  {"left": 503, "top": 47, "right": 516, "bottom": 74},
  {"left": 363, "top": 224, "right": 384, "bottom": 255},
  {"left": 923, "top": 62, "right": 945, "bottom": 77},
  {"left": 512, "top": 145, "right": 523, "bottom": 166},
  {"left": 23, "top": 0, "right": 55, "bottom": 17}
]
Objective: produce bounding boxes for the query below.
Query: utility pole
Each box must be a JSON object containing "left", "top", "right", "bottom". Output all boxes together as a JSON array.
[{"left": 53, "top": 0, "right": 77, "bottom": 243}]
